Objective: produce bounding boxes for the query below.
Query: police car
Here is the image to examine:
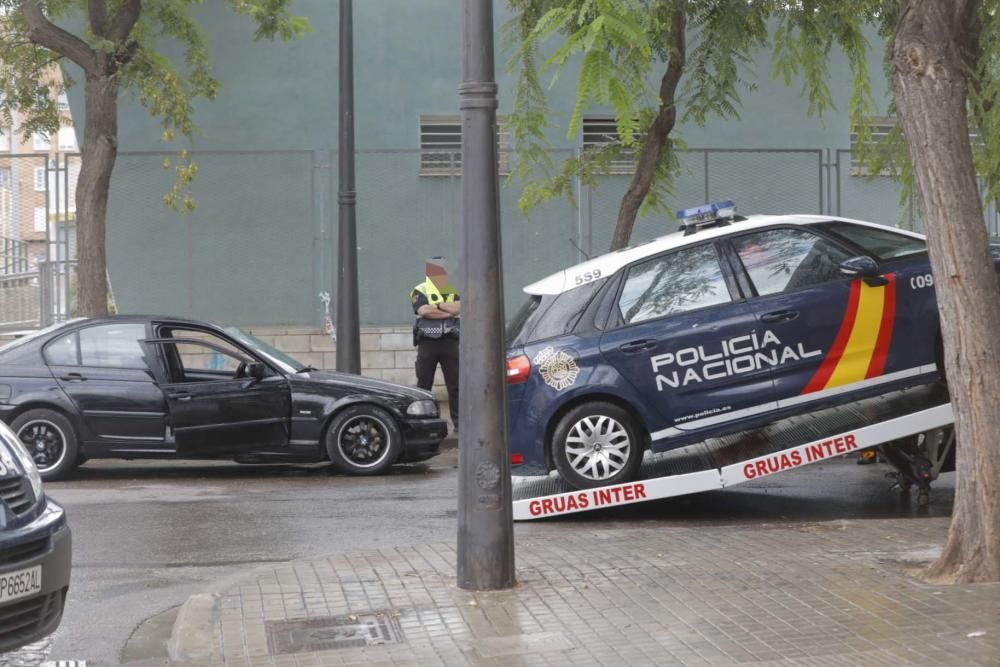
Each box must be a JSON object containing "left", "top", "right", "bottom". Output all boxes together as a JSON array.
[{"left": 506, "top": 201, "right": 993, "bottom": 490}]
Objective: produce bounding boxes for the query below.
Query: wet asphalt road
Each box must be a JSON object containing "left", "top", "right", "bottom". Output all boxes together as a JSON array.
[{"left": 5, "top": 448, "right": 953, "bottom": 666}]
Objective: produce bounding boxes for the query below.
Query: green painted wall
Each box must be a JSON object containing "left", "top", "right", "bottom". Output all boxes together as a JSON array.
[{"left": 63, "top": 4, "right": 909, "bottom": 327}]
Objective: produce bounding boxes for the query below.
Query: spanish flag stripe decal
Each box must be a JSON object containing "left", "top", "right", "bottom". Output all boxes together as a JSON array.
[
  {"left": 802, "top": 279, "right": 862, "bottom": 394},
  {"left": 865, "top": 274, "right": 897, "bottom": 378},
  {"left": 825, "top": 282, "right": 886, "bottom": 387}
]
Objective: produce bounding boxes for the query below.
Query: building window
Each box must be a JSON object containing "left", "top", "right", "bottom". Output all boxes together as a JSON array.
[
  {"left": 0, "top": 127, "right": 11, "bottom": 153},
  {"left": 582, "top": 116, "right": 635, "bottom": 175},
  {"left": 33, "top": 167, "right": 46, "bottom": 191},
  {"left": 418, "top": 114, "right": 510, "bottom": 176},
  {"left": 56, "top": 92, "right": 70, "bottom": 113},
  {"left": 57, "top": 127, "right": 77, "bottom": 151},
  {"left": 33, "top": 207, "right": 46, "bottom": 232},
  {"left": 32, "top": 133, "right": 50, "bottom": 151}
]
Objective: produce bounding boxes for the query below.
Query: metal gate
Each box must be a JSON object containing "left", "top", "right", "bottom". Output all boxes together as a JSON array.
[{"left": 0, "top": 153, "right": 77, "bottom": 331}]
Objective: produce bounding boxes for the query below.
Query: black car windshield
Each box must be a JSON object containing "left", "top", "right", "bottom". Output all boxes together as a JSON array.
[{"left": 224, "top": 326, "right": 306, "bottom": 373}]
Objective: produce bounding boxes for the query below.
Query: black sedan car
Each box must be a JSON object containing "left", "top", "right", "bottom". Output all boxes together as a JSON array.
[{"left": 0, "top": 316, "right": 447, "bottom": 480}]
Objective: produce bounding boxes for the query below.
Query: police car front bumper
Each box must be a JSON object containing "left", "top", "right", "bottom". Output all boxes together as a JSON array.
[{"left": 398, "top": 417, "right": 448, "bottom": 462}]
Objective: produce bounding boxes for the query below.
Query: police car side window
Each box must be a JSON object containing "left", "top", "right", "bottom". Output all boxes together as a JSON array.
[
  {"left": 734, "top": 228, "right": 853, "bottom": 296},
  {"left": 618, "top": 244, "right": 731, "bottom": 325},
  {"left": 823, "top": 222, "right": 926, "bottom": 260}
]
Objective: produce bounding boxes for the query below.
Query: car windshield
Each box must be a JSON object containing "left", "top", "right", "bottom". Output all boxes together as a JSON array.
[
  {"left": 0, "top": 319, "right": 86, "bottom": 356},
  {"left": 224, "top": 326, "right": 307, "bottom": 373}
]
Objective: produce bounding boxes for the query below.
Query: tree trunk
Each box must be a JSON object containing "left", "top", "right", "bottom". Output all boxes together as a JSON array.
[
  {"left": 891, "top": 0, "right": 1000, "bottom": 583},
  {"left": 75, "top": 74, "right": 118, "bottom": 317},
  {"left": 609, "top": 4, "right": 686, "bottom": 251}
]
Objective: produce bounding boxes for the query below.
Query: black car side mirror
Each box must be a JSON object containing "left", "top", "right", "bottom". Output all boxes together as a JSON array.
[
  {"left": 248, "top": 362, "right": 268, "bottom": 381},
  {"left": 241, "top": 362, "right": 269, "bottom": 389},
  {"left": 839, "top": 256, "right": 888, "bottom": 286}
]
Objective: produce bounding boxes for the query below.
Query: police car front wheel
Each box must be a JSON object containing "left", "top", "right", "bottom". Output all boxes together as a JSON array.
[{"left": 551, "top": 402, "right": 644, "bottom": 489}]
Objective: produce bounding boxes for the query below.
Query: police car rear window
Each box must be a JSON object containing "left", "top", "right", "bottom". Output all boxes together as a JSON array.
[
  {"left": 527, "top": 281, "right": 604, "bottom": 342},
  {"left": 822, "top": 222, "right": 926, "bottom": 260},
  {"left": 507, "top": 296, "right": 542, "bottom": 344}
]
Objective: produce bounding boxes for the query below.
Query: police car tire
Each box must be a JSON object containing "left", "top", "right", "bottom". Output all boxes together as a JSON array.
[
  {"left": 325, "top": 404, "right": 402, "bottom": 476},
  {"left": 551, "top": 402, "right": 644, "bottom": 490},
  {"left": 10, "top": 408, "right": 79, "bottom": 482}
]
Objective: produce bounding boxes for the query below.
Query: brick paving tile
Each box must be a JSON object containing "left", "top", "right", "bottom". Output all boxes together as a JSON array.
[{"left": 165, "top": 517, "right": 1000, "bottom": 666}]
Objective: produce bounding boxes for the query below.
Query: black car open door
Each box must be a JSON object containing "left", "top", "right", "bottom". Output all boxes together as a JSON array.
[{"left": 141, "top": 338, "right": 290, "bottom": 456}]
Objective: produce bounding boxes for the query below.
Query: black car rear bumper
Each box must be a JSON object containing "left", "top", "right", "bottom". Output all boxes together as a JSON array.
[
  {"left": 0, "top": 498, "right": 72, "bottom": 653},
  {"left": 399, "top": 417, "right": 448, "bottom": 462}
]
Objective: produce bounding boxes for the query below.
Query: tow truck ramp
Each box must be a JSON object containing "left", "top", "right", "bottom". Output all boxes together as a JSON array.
[{"left": 512, "top": 385, "right": 953, "bottom": 520}]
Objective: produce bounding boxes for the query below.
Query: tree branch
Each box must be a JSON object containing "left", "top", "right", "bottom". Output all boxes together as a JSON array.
[
  {"left": 22, "top": 0, "right": 99, "bottom": 74},
  {"left": 88, "top": 0, "right": 108, "bottom": 37},
  {"left": 108, "top": 0, "right": 142, "bottom": 43}
]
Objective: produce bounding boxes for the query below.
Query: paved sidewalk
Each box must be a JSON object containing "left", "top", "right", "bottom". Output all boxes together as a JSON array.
[{"left": 160, "top": 517, "right": 998, "bottom": 666}]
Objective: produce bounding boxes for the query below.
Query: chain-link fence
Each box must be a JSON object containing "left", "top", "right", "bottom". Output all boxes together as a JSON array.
[
  {"left": 4, "top": 145, "right": 995, "bottom": 331},
  {"left": 104, "top": 146, "right": 967, "bottom": 328}
]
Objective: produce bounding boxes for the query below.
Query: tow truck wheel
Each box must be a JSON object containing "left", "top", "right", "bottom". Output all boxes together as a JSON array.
[{"left": 551, "top": 402, "right": 643, "bottom": 490}]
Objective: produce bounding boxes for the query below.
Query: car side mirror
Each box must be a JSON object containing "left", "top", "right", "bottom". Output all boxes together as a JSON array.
[
  {"left": 248, "top": 362, "right": 268, "bottom": 381},
  {"left": 839, "top": 256, "right": 887, "bottom": 286},
  {"left": 241, "top": 362, "right": 269, "bottom": 389}
]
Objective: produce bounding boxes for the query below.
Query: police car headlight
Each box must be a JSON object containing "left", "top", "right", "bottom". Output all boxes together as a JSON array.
[
  {"left": 406, "top": 400, "right": 439, "bottom": 417},
  {"left": 0, "top": 424, "right": 42, "bottom": 501}
]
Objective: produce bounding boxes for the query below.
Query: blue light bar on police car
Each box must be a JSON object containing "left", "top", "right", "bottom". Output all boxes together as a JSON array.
[{"left": 676, "top": 200, "right": 736, "bottom": 228}]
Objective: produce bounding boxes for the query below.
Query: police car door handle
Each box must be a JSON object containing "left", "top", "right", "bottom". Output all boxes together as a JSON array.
[
  {"left": 760, "top": 310, "right": 799, "bottom": 323},
  {"left": 619, "top": 339, "right": 658, "bottom": 354}
]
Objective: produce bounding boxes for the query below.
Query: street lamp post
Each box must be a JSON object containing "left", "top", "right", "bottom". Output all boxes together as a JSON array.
[
  {"left": 457, "top": 0, "right": 515, "bottom": 591},
  {"left": 336, "top": 0, "right": 361, "bottom": 374}
]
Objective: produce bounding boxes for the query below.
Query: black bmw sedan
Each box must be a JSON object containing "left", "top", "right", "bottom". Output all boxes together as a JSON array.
[{"left": 0, "top": 316, "right": 447, "bottom": 480}]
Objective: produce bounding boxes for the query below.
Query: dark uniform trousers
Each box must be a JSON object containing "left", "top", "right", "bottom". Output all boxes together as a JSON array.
[{"left": 415, "top": 337, "right": 459, "bottom": 427}]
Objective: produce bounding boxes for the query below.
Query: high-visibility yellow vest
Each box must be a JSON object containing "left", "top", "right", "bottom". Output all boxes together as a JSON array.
[{"left": 411, "top": 279, "right": 458, "bottom": 304}]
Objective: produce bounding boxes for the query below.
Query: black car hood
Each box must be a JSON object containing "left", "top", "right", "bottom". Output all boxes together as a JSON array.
[{"left": 290, "top": 370, "right": 433, "bottom": 401}]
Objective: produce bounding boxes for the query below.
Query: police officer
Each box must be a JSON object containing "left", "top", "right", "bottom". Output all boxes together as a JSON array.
[{"left": 410, "top": 257, "right": 460, "bottom": 431}]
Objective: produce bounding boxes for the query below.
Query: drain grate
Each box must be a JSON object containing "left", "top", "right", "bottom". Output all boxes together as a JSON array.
[{"left": 266, "top": 611, "right": 405, "bottom": 655}]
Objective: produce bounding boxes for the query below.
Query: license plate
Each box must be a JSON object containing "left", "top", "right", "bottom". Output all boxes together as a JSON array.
[{"left": 0, "top": 565, "right": 41, "bottom": 604}]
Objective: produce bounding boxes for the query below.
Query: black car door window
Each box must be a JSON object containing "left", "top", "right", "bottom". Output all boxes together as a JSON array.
[
  {"left": 617, "top": 243, "right": 731, "bottom": 325},
  {"left": 44, "top": 332, "right": 78, "bottom": 365},
  {"left": 79, "top": 324, "right": 148, "bottom": 368},
  {"left": 733, "top": 228, "right": 853, "bottom": 296},
  {"left": 175, "top": 342, "right": 244, "bottom": 377}
]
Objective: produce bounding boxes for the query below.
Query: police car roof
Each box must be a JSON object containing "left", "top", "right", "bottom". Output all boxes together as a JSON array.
[{"left": 523, "top": 214, "right": 925, "bottom": 296}]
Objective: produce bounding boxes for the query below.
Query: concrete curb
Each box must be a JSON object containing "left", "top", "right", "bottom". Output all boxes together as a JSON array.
[{"left": 167, "top": 593, "right": 221, "bottom": 664}]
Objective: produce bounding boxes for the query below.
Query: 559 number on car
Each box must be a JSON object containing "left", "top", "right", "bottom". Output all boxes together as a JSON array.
[{"left": 574, "top": 269, "right": 602, "bottom": 286}]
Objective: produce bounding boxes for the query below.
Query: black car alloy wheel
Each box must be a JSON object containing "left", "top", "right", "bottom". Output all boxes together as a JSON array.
[
  {"left": 340, "top": 415, "right": 390, "bottom": 466},
  {"left": 10, "top": 409, "right": 80, "bottom": 481},
  {"left": 326, "top": 404, "right": 403, "bottom": 476},
  {"left": 18, "top": 420, "right": 66, "bottom": 472}
]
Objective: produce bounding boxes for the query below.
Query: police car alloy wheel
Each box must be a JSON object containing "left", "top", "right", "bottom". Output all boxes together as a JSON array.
[
  {"left": 552, "top": 402, "right": 644, "bottom": 489},
  {"left": 10, "top": 408, "right": 80, "bottom": 482},
  {"left": 326, "top": 404, "right": 402, "bottom": 476}
]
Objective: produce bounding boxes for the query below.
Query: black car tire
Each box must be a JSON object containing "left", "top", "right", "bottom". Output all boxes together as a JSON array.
[
  {"left": 325, "top": 404, "right": 402, "bottom": 476},
  {"left": 11, "top": 409, "right": 79, "bottom": 481},
  {"left": 551, "top": 401, "right": 644, "bottom": 490}
]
